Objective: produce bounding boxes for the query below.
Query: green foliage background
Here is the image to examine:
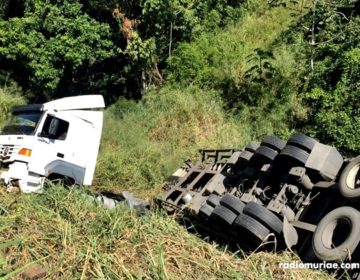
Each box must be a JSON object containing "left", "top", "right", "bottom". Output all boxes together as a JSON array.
[{"left": 0, "top": 0, "right": 359, "bottom": 154}]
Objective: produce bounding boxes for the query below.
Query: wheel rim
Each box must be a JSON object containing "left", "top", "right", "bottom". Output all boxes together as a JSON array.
[{"left": 346, "top": 165, "right": 360, "bottom": 190}]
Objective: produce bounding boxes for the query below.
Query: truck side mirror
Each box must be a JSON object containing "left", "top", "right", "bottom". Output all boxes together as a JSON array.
[{"left": 48, "top": 118, "right": 59, "bottom": 136}]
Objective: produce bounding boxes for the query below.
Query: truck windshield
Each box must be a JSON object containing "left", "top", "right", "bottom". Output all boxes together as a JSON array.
[{"left": 0, "top": 112, "right": 42, "bottom": 135}]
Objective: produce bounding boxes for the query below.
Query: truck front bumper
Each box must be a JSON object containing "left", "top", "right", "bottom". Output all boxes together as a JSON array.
[{"left": 0, "top": 161, "right": 44, "bottom": 193}]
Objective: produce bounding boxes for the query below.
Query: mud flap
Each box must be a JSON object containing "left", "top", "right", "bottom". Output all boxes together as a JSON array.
[{"left": 283, "top": 216, "right": 298, "bottom": 249}]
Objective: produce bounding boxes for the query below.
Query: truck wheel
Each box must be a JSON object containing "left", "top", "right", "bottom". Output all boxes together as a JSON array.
[
  {"left": 234, "top": 213, "right": 270, "bottom": 244},
  {"left": 211, "top": 205, "right": 237, "bottom": 226},
  {"left": 245, "top": 142, "right": 260, "bottom": 153},
  {"left": 287, "top": 133, "right": 317, "bottom": 153},
  {"left": 312, "top": 206, "right": 360, "bottom": 263},
  {"left": 220, "top": 194, "right": 245, "bottom": 215},
  {"left": 278, "top": 145, "right": 309, "bottom": 166},
  {"left": 243, "top": 202, "right": 283, "bottom": 235},
  {"left": 261, "top": 135, "right": 286, "bottom": 153},
  {"left": 206, "top": 194, "right": 221, "bottom": 207},
  {"left": 253, "top": 146, "right": 278, "bottom": 163},
  {"left": 198, "top": 203, "right": 214, "bottom": 221},
  {"left": 48, "top": 174, "right": 75, "bottom": 187},
  {"left": 339, "top": 157, "right": 360, "bottom": 201},
  {"left": 238, "top": 150, "right": 254, "bottom": 163}
]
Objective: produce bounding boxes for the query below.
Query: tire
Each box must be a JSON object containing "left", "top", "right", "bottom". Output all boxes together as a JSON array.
[
  {"left": 287, "top": 133, "right": 317, "bottom": 153},
  {"left": 238, "top": 150, "right": 254, "bottom": 163},
  {"left": 312, "top": 206, "right": 360, "bottom": 263},
  {"left": 198, "top": 203, "right": 214, "bottom": 221},
  {"left": 243, "top": 202, "right": 283, "bottom": 234},
  {"left": 206, "top": 194, "right": 221, "bottom": 207},
  {"left": 245, "top": 142, "right": 260, "bottom": 153},
  {"left": 261, "top": 135, "right": 286, "bottom": 153},
  {"left": 253, "top": 146, "right": 278, "bottom": 163},
  {"left": 234, "top": 213, "right": 270, "bottom": 243},
  {"left": 339, "top": 157, "right": 360, "bottom": 201},
  {"left": 278, "top": 145, "right": 309, "bottom": 166},
  {"left": 220, "top": 194, "right": 245, "bottom": 215},
  {"left": 211, "top": 205, "right": 237, "bottom": 226},
  {"left": 48, "top": 174, "right": 75, "bottom": 187}
]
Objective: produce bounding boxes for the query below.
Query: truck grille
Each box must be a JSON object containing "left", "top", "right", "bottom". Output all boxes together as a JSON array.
[{"left": 0, "top": 145, "right": 18, "bottom": 161}]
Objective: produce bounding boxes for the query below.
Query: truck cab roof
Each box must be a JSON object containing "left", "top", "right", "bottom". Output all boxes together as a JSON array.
[
  {"left": 11, "top": 95, "right": 105, "bottom": 114},
  {"left": 43, "top": 95, "right": 105, "bottom": 111}
]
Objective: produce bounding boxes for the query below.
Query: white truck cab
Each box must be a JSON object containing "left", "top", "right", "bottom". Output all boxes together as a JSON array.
[{"left": 0, "top": 95, "right": 105, "bottom": 193}]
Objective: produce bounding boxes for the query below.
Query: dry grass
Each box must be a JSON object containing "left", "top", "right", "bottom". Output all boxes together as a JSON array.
[{"left": 0, "top": 187, "right": 333, "bottom": 279}]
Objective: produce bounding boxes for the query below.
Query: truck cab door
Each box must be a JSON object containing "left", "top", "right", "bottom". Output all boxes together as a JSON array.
[{"left": 29, "top": 112, "right": 86, "bottom": 184}]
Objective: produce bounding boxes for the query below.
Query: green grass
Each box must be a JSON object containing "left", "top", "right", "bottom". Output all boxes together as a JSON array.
[{"left": 0, "top": 186, "right": 333, "bottom": 279}]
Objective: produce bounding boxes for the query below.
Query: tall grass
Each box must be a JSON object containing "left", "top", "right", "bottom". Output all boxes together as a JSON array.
[
  {"left": 0, "top": 187, "right": 332, "bottom": 279},
  {"left": 94, "top": 86, "right": 248, "bottom": 196},
  {"left": 93, "top": 83, "right": 299, "bottom": 197}
]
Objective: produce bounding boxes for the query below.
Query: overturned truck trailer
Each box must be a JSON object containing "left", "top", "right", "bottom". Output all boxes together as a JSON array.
[{"left": 158, "top": 134, "right": 360, "bottom": 279}]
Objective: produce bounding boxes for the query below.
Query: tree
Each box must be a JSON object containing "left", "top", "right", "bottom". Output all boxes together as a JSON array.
[
  {"left": 300, "top": 0, "right": 357, "bottom": 74},
  {"left": 302, "top": 6, "right": 360, "bottom": 154},
  {"left": 0, "top": 1, "right": 115, "bottom": 100}
]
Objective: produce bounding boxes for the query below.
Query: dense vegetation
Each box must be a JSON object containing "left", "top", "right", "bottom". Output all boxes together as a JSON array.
[
  {"left": 1, "top": 0, "right": 359, "bottom": 153},
  {"left": 0, "top": 0, "right": 359, "bottom": 278}
]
